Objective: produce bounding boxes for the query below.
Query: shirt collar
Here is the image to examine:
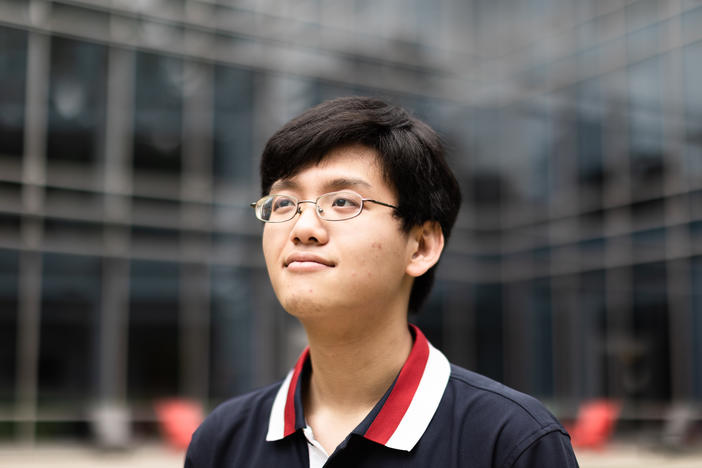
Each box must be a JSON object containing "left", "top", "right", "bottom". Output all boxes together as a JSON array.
[{"left": 266, "top": 324, "right": 451, "bottom": 452}]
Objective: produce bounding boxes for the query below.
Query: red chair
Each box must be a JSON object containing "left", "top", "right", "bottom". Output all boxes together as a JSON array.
[
  {"left": 567, "top": 399, "right": 621, "bottom": 449},
  {"left": 154, "top": 398, "right": 205, "bottom": 450}
]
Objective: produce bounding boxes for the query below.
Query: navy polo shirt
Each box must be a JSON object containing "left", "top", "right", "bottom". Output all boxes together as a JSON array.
[{"left": 185, "top": 326, "right": 579, "bottom": 467}]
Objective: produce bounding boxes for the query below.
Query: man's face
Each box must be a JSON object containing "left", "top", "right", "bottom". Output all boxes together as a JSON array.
[{"left": 261, "top": 144, "right": 417, "bottom": 322}]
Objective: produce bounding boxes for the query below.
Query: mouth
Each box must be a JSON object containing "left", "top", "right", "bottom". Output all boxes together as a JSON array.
[{"left": 284, "top": 253, "right": 335, "bottom": 270}]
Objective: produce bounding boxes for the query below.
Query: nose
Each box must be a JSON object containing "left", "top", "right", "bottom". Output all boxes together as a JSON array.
[{"left": 289, "top": 201, "right": 328, "bottom": 245}]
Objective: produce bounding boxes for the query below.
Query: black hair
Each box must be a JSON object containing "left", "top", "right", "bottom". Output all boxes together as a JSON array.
[{"left": 259, "top": 96, "right": 461, "bottom": 313}]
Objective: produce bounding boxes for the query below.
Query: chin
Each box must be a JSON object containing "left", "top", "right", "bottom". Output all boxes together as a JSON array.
[{"left": 279, "top": 293, "right": 326, "bottom": 317}]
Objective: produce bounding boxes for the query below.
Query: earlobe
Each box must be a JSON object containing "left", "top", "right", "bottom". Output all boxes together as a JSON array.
[{"left": 406, "top": 221, "right": 445, "bottom": 277}]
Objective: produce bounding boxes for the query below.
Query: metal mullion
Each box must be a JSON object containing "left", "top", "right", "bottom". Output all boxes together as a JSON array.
[
  {"left": 15, "top": 14, "right": 51, "bottom": 442},
  {"left": 179, "top": 52, "right": 214, "bottom": 401},
  {"left": 663, "top": 3, "right": 695, "bottom": 402},
  {"left": 97, "top": 34, "right": 135, "bottom": 415}
]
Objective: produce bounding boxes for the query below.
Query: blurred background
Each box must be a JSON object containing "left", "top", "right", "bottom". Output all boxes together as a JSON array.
[{"left": 1, "top": 0, "right": 701, "bottom": 459}]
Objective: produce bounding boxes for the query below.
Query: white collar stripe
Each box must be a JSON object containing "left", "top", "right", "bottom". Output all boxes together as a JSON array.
[
  {"left": 384, "top": 343, "right": 451, "bottom": 451},
  {"left": 266, "top": 369, "right": 294, "bottom": 441}
]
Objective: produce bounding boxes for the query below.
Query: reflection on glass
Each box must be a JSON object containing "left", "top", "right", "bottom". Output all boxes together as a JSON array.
[
  {"left": 38, "top": 254, "right": 101, "bottom": 404},
  {"left": 0, "top": 26, "right": 27, "bottom": 158},
  {"left": 133, "top": 52, "right": 183, "bottom": 173},
  {"left": 47, "top": 36, "right": 107, "bottom": 165}
]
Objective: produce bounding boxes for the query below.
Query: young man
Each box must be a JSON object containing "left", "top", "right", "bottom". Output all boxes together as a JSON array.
[{"left": 185, "top": 97, "right": 579, "bottom": 467}]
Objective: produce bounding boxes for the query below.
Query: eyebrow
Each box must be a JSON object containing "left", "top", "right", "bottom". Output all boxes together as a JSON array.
[{"left": 270, "top": 177, "right": 372, "bottom": 194}]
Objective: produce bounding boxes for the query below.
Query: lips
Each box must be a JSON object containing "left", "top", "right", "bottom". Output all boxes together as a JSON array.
[{"left": 284, "top": 252, "right": 335, "bottom": 268}]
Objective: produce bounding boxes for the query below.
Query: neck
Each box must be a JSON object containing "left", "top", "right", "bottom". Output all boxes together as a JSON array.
[{"left": 301, "top": 311, "right": 413, "bottom": 413}]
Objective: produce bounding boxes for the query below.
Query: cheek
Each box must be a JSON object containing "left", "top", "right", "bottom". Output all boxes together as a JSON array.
[
  {"left": 261, "top": 228, "right": 284, "bottom": 273},
  {"left": 351, "top": 238, "right": 408, "bottom": 281}
]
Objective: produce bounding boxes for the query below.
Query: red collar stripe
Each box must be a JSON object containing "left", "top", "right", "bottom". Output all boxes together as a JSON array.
[
  {"left": 283, "top": 347, "right": 309, "bottom": 437},
  {"left": 363, "top": 325, "right": 430, "bottom": 445}
]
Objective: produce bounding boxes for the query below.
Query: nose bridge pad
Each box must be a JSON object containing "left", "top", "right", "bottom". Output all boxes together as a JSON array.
[{"left": 294, "top": 200, "right": 319, "bottom": 221}]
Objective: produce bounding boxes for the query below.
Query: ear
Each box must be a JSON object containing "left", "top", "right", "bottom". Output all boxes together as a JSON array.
[{"left": 405, "top": 221, "right": 445, "bottom": 278}]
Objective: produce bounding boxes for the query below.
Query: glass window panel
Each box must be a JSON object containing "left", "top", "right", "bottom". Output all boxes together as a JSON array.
[
  {"left": 550, "top": 89, "right": 577, "bottom": 195},
  {"left": 690, "top": 219, "right": 702, "bottom": 243},
  {"left": 632, "top": 227, "right": 665, "bottom": 258},
  {"left": 128, "top": 260, "right": 180, "bottom": 399},
  {"left": 631, "top": 198, "right": 664, "bottom": 227},
  {"left": 38, "top": 254, "right": 101, "bottom": 404},
  {"left": 133, "top": 52, "right": 183, "bottom": 174},
  {"left": 579, "top": 237, "right": 605, "bottom": 269},
  {"left": 578, "top": 270, "right": 607, "bottom": 398},
  {"left": 530, "top": 278, "right": 553, "bottom": 397},
  {"left": 0, "top": 212, "right": 21, "bottom": 241},
  {"left": 524, "top": 108, "right": 552, "bottom": 203},
  {"left": 0, "top": 26, "right": 27, "bottom": 158},
  {"left": 683, "top": 40, "right": 702, "bottom": 185},
  {"left": 210, "top": 266, "right": 252, "bottom": 399},
  {"left": 682, "top": 5, "right": 702, "bottom": 43},
  {"left": 691, "top": 256, "right": 702, "bottom": 398},
  {"left": 470, "top": 108, "right": 504, "bottom": 206},
  {"left": 631, "top": 262, "right": 670, "bottom": 401},
  {"left": 0, "top": 249, "right": 18, "bottom": 403},
  {"left": 627, "top": 20, "right": 665, "bottom": 61},
  {"left": 577, "top": 79, "right": 605, "bottom": 192},
  {"left": 213, "top": 66, "right": 254, "bottom": 185},
  {"left": 475, "top": 283, "right": 503, "bottom": 382},
  {"left": 46, "top": 36, "right": 107, "bottom": 165},
  {"left": 413, "top": 0, "right": 442, "bottom": 48},
  {"left": 626, "top": 0, "right": 661, "bottom": 32},
  {"left": 413, "top": 279, "right": 445, "bottom": 351},
  {"left": 629, "top": 56, "right": 664, "bottom": 195},
  {"left": 268, "top": 74, "right": 316, "bottom": 127}
]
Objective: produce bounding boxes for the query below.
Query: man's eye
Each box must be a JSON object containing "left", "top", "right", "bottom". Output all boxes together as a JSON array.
[
  {"left": 331, "top": 197, "right": 358, "bottom": 208},
  {"left": 273, "top": 198, "right": 295, "bottom": 211}
]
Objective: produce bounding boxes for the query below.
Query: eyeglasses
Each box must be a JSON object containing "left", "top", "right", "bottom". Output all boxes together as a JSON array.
[{"left": 250, "top": 190, "right": 398, "bottom": 223}]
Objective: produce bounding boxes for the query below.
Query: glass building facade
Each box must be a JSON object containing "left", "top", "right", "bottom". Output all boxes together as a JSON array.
[{"left": 1, "top": 0, "right": 701, "bottom": 441}]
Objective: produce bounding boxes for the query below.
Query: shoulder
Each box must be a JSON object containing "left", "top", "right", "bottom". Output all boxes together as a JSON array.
[
  {"left": 437, "top": 364, "right": 576, "bottom": 468},
  {"left": 447, "top": 364, "right": 562, "bottom": 428},
  {"left": 185, "top": 381, "right": 281, "bottom": 466}
]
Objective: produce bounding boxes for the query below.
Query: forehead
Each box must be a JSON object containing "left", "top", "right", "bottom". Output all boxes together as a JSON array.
[{"left": 270, "top": 144, "right": 391, "bottom": 194}]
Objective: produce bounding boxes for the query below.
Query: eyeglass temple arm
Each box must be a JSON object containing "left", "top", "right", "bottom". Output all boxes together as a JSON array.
[{"left": 365, "top": 199, "right": 398, "bottom": 209}]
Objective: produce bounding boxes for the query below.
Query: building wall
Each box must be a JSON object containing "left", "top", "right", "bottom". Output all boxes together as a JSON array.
[{"left": 1, "top": 0, "right": 701, "bottom": 441}]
